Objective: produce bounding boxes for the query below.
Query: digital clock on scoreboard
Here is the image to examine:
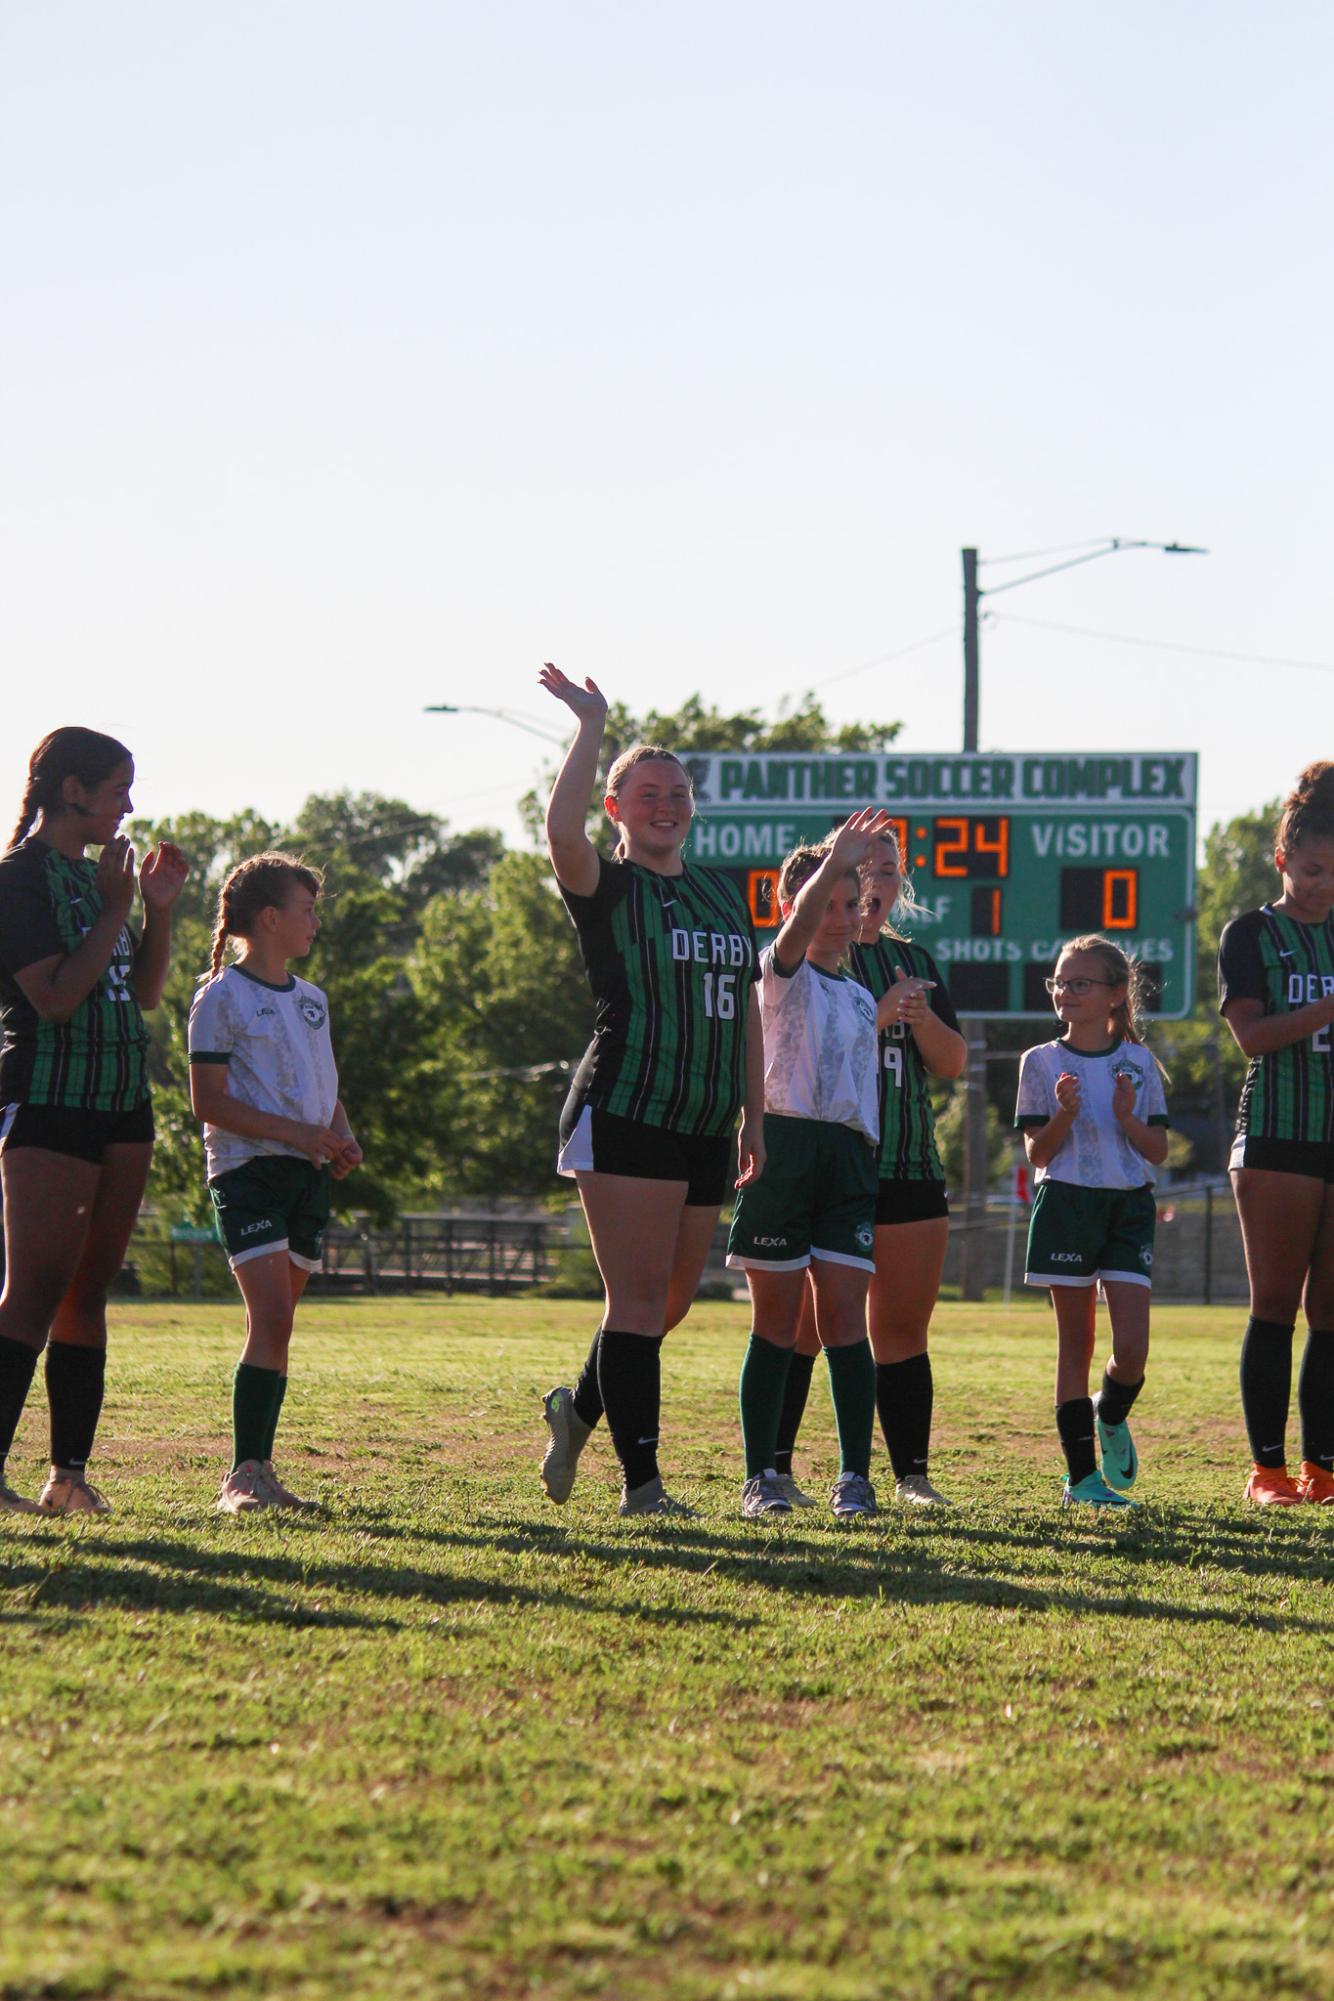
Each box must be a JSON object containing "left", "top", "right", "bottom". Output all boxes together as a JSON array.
[{"left": 682, "top": 752, "right": 1196, "bottom": 1018}]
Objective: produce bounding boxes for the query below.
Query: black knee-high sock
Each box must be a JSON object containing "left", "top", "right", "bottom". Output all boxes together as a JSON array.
[
  {"left": 0, "top": 1336, "right": 41, "bottom": 1468},
  {"left": 773, "top": 1349, "right": 816, "bottom": 1476},
  {"left": 1240, "top": 1316, "right": 1294, "bottom": 1468},
  {"left": 571, "top": 1330, "right": 604, "bottom": 1429},
  {"left": 875, "top": 1354, "right": 933, "bottom": 1481},
  {"left": 597, "top": 1330, "right": 663, "bottom": 1491},
  {"left": 46, "top": 1342, "right": 106, "bottom": 1473},
  {"left": 1056, "top": 1398, "right": 1097, "bottom": 1485},
  {"left": 1096, "top": 1368, "right": 1143, "bottom": 1429},
  {"left": 1298, "top": 1328, "right": 1334, "bottom": 1472}
]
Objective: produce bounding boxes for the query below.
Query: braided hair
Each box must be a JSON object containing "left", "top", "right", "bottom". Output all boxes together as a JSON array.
[
  {"left": 207, "top": 853, "right": 323, "bottom": 978},
  {"left": 9, "top": 728, "right": 133, "bottom": 849}
]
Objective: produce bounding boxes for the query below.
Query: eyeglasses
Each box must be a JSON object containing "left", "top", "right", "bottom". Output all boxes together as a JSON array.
[{"left": 1044, "top": 977, "right": 1113, "bottom": 997}]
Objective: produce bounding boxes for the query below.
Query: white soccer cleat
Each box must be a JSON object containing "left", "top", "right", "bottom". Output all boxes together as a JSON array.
[
  {"left": 619, "top": 1475, "right": 697, "bottom": 1518},
  {"left": 541, "top": 1385, "right": 592, "bottom": 1504},
  {"left": 895, "top": 1473, "right": 952, "bottom": 1507},
  {"left": 215, "top": 1460, "right": 273, "bottom": 1514},
  {"left": 37, "top": 1471, "right": 111, "bottom": 1516},
  {"left": 0, "top": 1477, "right": 42, "bottom": 1515},
  {"left": 830, "top": 1472, "right": 878, "bottom": 1520},
  {"left": 775, "top": 1472, "right": 818, "bottom": 1508},
  {"left": 262, "top": 1462, "right": 319, "bottom": 1509}
]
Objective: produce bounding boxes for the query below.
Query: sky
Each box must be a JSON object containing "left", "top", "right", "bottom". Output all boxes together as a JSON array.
[{"left": 3, "top": 2, "right": 1331, "bottom": 854}]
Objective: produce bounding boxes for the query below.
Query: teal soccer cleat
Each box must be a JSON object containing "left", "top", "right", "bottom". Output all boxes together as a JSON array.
[
  {"left": 1093, "top": 1394, "right": 1139, "bottom": 1492},
  {"left": 1062, "top": 1471, "right": 1139, "bottom": 1509}
]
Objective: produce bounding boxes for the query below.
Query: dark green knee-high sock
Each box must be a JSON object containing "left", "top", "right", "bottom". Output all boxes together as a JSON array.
[
  {"left": 739, "top": 1335, "right": 794, "bottom": 1479},
  {"left": 825, "top": 1339, "right": 876, "bottom": 1480},
  {"left": 263, "top": 1375, "right": 288, "bottom": 1461},
  {"left": 233, "top": 1363, "right": 280, "bottom": 1471}
]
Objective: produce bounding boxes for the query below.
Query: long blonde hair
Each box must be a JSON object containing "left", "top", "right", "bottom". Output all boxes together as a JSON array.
[{"left": 862, "top": 828, "right": 920, "bottom": 943}]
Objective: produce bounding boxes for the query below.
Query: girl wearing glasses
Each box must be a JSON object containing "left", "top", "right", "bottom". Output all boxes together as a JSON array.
[
  {"left": 1218, "top": 761, "right": 1334, "bottom": 1505},
  {"left": 1015, "top": 937, "right": 1170, "bottom": 1506}
]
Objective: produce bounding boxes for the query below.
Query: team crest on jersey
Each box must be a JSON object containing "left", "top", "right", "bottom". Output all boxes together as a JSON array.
[
  {"left": 855, "top": 1224, "right": 874, "bottom": 1252},
  {"left": 299, "top": 995, "right": 327, "bottom": 1031}
]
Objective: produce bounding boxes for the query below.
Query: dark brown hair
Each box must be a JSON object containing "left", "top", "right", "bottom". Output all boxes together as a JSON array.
[
  {"left": 208, "top": 852, "right": 322, "bottom": 977},
  {"left": 1277, "top": 761, "right": 1334, "bottom": 856},
  {"left": 9, "top": 727, "right": 133, "bottom": 849},
  {"left": 777, "top": 839, "right": 857, "bottom": 906}
]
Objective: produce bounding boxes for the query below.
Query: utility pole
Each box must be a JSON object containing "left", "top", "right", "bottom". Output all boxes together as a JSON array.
[
  {"left": 953, "top": 535, "right": 1207, "bottom": 1303},
  {"left": 959, "top": 548, "right": 989, "bottom": 1302}
]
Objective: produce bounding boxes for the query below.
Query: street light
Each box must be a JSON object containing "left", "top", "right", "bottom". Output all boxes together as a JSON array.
[
  {"left": 424, "top": 703, "right": 569, "bottom": 748},
  {"left": 956, "top": 536, "right": 1208, "bottom": 1303}
]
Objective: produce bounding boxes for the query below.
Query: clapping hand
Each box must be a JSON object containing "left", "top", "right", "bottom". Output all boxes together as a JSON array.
[
  {"left": 538, "top": 662, "right": 608, "bottom": 723},
  {"left": 1054, "top": 1071, "right": 1082, "bottom": 1115},
  {"left": 1111, "top": 1070, "right": 1138, "bottom": 1124},
  {"left": 888, "top": 964, "right": 935, "bottom": 1028},
  {"left": 139, "top": 842, "right": 189, "bottom": 911},
  {"left": 95, "top": 837, "right": 137, "bottom": 921}
]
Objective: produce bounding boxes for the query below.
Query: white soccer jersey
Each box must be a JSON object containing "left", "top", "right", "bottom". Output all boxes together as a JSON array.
[
  {"left": 1015, "top": 1037, "right": 1169, "bottom": 1189},
  {"left": 759, "top": 944, "right": 880, "bottom": 1143},
  {"left": 188, "top": 965, "right": 339, "bottom": 1179}
]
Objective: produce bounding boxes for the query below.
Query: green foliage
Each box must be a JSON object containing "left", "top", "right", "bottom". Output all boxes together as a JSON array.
[
  {"left": 519, "top": 690, "right": 904, "bottom": 841},
  {"left": 3, "top": 1299, "right": 1332, "bottom": 2001}
]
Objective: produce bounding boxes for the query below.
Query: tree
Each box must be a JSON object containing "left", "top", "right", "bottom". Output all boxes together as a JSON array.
[{"left": 519, "top": 691, "right": 904, "bottom": 841}]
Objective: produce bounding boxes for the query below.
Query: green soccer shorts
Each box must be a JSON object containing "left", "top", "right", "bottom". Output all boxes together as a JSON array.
[
  {"left": 1024, "top": 1178, "right": 1157, "bottom": 1290},
  {"left": 209, "top": 1155, "right": 333, "bottom": 1272},
  {"left": 727, "top": 1113, "right": 878, "bottom": 1274}
]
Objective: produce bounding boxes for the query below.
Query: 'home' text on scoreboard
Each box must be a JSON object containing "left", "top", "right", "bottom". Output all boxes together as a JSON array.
[{"left": 682, "top": 752, "right": 1197, "bottom": 1018}]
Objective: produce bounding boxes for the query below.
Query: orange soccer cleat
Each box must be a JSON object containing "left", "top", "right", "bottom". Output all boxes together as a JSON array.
[
  {"left": 1244, "top": 1464, "right": 1304, "bottom": 1507},
  {"left": 1296, "top": 1461, "right": 1334, "bottom": 1505}
]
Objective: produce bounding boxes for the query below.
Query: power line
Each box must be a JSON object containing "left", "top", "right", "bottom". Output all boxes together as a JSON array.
[
  {"left": 810, "top": 623, "right": 959, "bottom": 692},
  {"left": 992, "top": 612, "right": 1334, "bottom": 678}
]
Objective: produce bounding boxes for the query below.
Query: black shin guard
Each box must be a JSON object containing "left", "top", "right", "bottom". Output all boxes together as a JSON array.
[
  {"left": 571, "top": 1330, "right": 605, "bottom": 1430},
  {"left": 875, "top": 1353, "right": 933, "bottom": 1481},
  {"left": 46, "top": 1342, "right": 107, "bottom": 1473},
  {"left": 1096, "top": 1368, "right": 1143, "bottom": 1430},
  {"left": 773, "top": 1349, "right": 816, "bottom": 1476},
  {"left": 1298, "top": 1328, "right": 1334, "bottom": 1472},
  {"left": 1240, "top": 1317, "right": 1294, "bottom": 1469},
  {"left": 597, "top": 1330, "right": 663, "bottom": 1491},
  {"left": 1055, "top": 1398, "right": 1097, "bottom": 1486},
  {"left": 0, "top": 1336, "right": 41, "bottom": 1467}
]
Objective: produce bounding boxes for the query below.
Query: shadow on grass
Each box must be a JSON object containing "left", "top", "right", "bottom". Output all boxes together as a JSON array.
[
  {"left": 0, "top": 1534, "right": 754, "bottom": 1632},
  {"left": 329, "top": 1508, "right": 1334, "bottom": 1634}
]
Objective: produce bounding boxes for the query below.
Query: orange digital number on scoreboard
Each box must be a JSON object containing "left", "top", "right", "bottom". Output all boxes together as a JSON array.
[{"left": 1102, "top": 869, "right": 1138, "bottom": 930}]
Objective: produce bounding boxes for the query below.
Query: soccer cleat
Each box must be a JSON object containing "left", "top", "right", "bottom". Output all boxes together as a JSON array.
[
  {"left": 0, "top": 1477, "right": 41, "bottom": 1514},
  {"left": 262, "top": 1462, "right": 318, "bottom": 1509},
  {"left": 1297, "top": 1461, "right": 1334, "bottom": 1504},
  {"left": 1061, "top": 1472, "right": 1139, "bottom": 1508},
  {"left": 216, "top": 1460, "right": 273, "bottom": 1514},
  {"left": 1244, "top": 1465, "right": 1303, "bottom": 1507},
  {"left": 774, "top": 1472, "right": 818, "bottom": 1509},
  {"left": 1093, "top": 1395, "right": 1139, "bottom": 1491},
  {"left": 541, "top": 1385, "right": 592, "bottom": 1504},
  {"left": 895, "top": 1473, "right": 952, "bottom": 1507},
  {"left": 37, "top": 1471, "right": 111, "bottom": 1516},
  {"left": 830, "top": 1472, "right": 878, "bottom": 1520},
  {"left": 618, "top": 1475, "right": 697, "bottom": 1518},
  {"left": 741, "top": 1472, "right": 793, "bottom": 1519}
]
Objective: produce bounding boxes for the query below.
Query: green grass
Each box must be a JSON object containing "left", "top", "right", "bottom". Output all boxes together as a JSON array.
[{"left": 2, "top": 1299, "right": 1332, "bottom": 2000}]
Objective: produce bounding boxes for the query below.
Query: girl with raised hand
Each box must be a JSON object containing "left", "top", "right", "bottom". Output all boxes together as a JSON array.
[
  {"left": 189, "top": 854, "right": 361, "bottom": 1514},
  {"left": 1015, "top": 936, "right": 1169, "bottom": 1507},
  {"left": 1219, "top": 762, "right": 1334, "bottom": 1505},
  {"left": 536, "top": 664, "right": 763, "bottom": 1518},
  {"left": 770, "top": 832, "right": 965, "bottom": 1507},
  {"left": 0, "top": 728, "right": 187, "bottom": 1514},
  {"left": 728, "top": 811, "right": 892, "bottom": 1522}
]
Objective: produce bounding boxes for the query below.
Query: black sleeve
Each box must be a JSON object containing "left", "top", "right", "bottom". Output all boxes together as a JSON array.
[
  {"left": 1218, "top": 911, "right": 1267, "bottom": 1014},
  {"left": 0, "top": 851, "right": 64, "bottom": 976},
  {"left": 558, "top": 853, "right": 632, "bottom": 935}
]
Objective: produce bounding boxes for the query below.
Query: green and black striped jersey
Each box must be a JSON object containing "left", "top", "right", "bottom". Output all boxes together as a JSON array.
[
  {"left": 0, "top": 838, "right": 149, "bottom": 1113},
  {"left": 848, "top": 937, "right": 957, "bottom": 1182},
  {"left": 1218, "top": 906, "right": 1334, "bottom": 1143},
  {"left": 560, "top": 856, "right": 757, "bottom": 1137}
]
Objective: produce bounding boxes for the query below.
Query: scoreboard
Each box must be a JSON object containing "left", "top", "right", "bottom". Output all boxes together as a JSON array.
[{"left": 681, "top": 751, "right": 1197, "bottom": 1018}]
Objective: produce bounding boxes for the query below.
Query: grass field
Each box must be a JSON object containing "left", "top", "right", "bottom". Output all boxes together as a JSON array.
[{"left": 2, "top": 1297, "right": 1332, "bottom": 2000}]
